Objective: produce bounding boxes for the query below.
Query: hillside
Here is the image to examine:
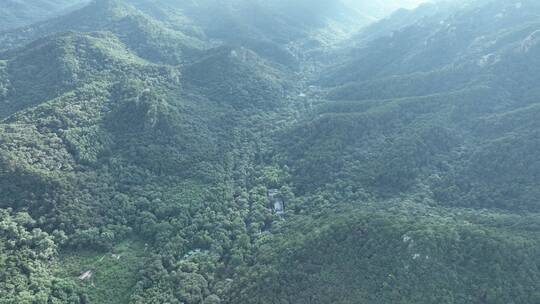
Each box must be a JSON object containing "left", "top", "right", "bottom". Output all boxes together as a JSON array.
[
  {"left": 0, "top": 0, "right": 86, "bottom": 31},
  {"left": 0, "top": 0, "right": 207, "bottom": 63},
  {"left": 233, "top": 206, "right": 540, "bottom": 303},
  {"left": 322, "top": 0, "right": 540, "bottom": 86},
  {"left": 1, "top": 0, "right": 540, "bottom": 303},
  {"left": 0, "top": 31, "right": 154, "bottom": 117},
  {"left": 284, "top": 0, "right": 540, "bottom": 213},
  {"left": 183, "top": 46, "right": 291, "bottom": 109}
]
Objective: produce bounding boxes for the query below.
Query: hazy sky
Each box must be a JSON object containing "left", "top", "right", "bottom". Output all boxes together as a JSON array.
[{"left": 388, "top": 0, "right": 431, "bottom": 9}]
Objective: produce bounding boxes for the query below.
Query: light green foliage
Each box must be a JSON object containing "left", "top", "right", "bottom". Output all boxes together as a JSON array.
[
  {"left": 57, "top": 240, "right": 145, "bottom": 304},
  {"left": 64, "top": 126, "right": 111, "bottom": 164},
  {"left": 0, "top": 124, "right": 75, "bottom": 172},
  {"left": 0, "top": 209, "right": 85, "bottom": 304}
]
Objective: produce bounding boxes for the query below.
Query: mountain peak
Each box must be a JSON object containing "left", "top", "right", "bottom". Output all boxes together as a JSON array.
[{"left": 70, "top": 0, "right": 137, "bottom": 25}]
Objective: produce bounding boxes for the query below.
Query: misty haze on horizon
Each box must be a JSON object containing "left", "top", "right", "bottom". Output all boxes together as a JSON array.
[{"left": 0, "top": 0, "right": 460, "bottom": 32}]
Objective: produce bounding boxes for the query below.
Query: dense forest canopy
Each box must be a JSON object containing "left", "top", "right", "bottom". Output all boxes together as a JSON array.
[{"left": 1, "top": 0, "right": 540, "bottom": 303}]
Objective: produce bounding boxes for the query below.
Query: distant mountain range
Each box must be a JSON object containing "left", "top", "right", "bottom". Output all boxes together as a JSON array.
[{"left": 0, "top": 0, "right": 88, "bottom": 30}]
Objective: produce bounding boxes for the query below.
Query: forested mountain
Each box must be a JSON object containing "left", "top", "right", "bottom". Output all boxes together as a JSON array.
[
  {"left": 302, "top": 0, "right": 540, "bottom": 211},
  {"left": 0, "top": 0, "right": 87, "bottom": 31},
  {"left": 1, "top": 0, "right": 540, "bottom": 303}
]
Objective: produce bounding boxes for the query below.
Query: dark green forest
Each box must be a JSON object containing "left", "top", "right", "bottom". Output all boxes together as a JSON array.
[{"left": 1, "top": 0, "right": 540, "bottom": 303}]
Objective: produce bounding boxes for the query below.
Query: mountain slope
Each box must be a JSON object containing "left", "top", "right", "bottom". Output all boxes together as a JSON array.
[
  {"left": 322, "top": 0, "right": 540, "bottom": 86},
  {"left": 126, "top": 0, "right": 372, "bottom": 66},
  {"left": 184, "top": 46, "right": 291, "bottom": 109},
  {"left": 232, "top": 206, "right": 540, "bottom": 303},
  {"left": 0, "top": 0, "right": 207, "bottom": 64},
  {"left": 0, "top": 31, "right": 154, "bottom": 117},
  {"left": 0, "top": 0, "right": 87, "bottom": 31},
  {"left": 269, "top": 0, "right": 540, "bottom": 215}
]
